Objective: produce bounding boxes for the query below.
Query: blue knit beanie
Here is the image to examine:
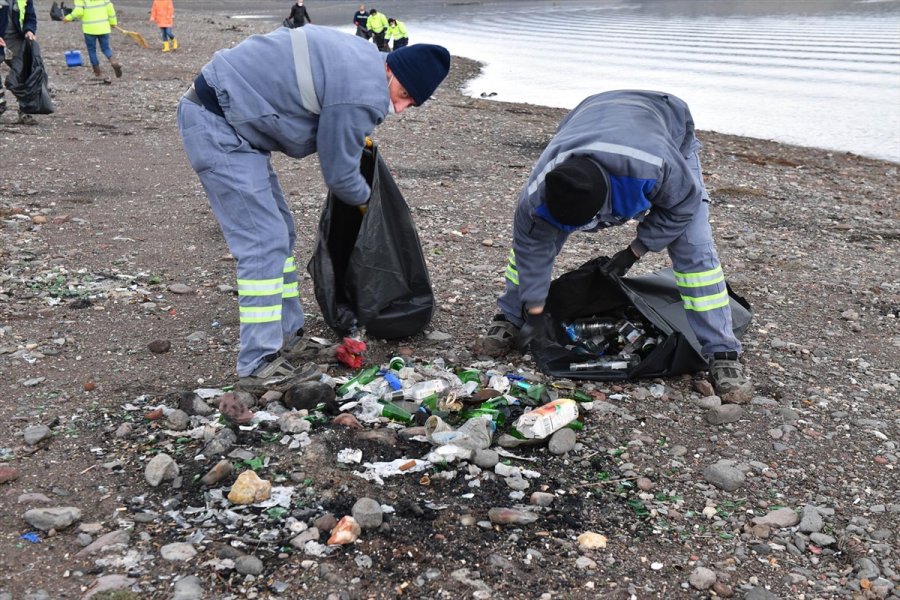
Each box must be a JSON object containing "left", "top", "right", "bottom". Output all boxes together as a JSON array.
[{"left": 386, "top": 44, "right": 451, "bottom": 106}]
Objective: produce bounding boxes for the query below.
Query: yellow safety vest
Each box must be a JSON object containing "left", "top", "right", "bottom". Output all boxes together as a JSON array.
[
  {"left": 366, "top": 13, "right": 388, "bottom": 34},
  {"left": 16, "top": 0, "right": 27, "bottom": 29},
  {"left": 65, "top": 0, "right": 117, "bottom": 35},
  {"left": 387, "top": 21, "right": 407, "bottom": 40}
]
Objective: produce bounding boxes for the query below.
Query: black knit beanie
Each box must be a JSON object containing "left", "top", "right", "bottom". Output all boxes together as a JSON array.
[
  {"left": 386, "top": 44, "right": 451, "bottom": 106},
  {"left": 544, "top": 157, "right": 609, "bottom": 226}
]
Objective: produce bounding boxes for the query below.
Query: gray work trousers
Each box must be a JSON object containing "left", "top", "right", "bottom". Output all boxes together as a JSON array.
[{"left": 176, "top": 98, "right": 305, "bottom": 376}]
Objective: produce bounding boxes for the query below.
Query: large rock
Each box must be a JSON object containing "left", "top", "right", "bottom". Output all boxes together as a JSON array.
[
  {"left": 351, "top": 497, "right": 383, "bottom": 530},
  {"left": 752, "top": 507, "right": 799, "bottom": 529},
  {"left": 144, "top": 453, "right": 179, "bottom": 487},
  {"left": 283, "top": 381, "right": 335, "bottom": 411},
  {"left": 705, "top": 404, "right": 744, "bottom": 425},
  {"left": 689, "top": 566, "right": 717, "bottom": 590},
  {"left": 76, "top": 529, "right": 130, "bottom": 556},
  {"left": 23, "top": 425, "right": 52, "bottom": 446},
  {"left": 201, "top": 428, "right": 237, "bottom": 458},
  {"left": 227, "top": 470, "right": 271, "bottom": 505},
  {"left": 703, "top": 461, "right": 746, "bottom": 491},
  {"left": 23, "top": 506, "right": 82, "bottom": 531},
  {"left": 172, "top": 575, "right": 204, "bottom": 600},
  {"left": 161, "top": 542, "right": 197, "bottom": 561}
]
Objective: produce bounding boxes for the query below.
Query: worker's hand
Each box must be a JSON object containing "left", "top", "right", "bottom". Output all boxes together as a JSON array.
[
  {"left": 25, "top": 31, "right": 36, "bottom": 41},
  {"left": 0, "top": 37, "right": 6, "bottom": 48},
  {"left": 364, "top": 136, "right": 373, "bottom": 149},
  {"left": 601, "top": 246, "right": 639, "bottom": 278},
  {"left": 517, "top": 311, "right": 550, "bottom": 353},
  {"left": 358, "top": 204, "right": 368, "bottom": 216}
]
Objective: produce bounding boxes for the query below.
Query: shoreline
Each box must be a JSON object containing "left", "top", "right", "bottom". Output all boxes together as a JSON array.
[{"left": 1, "top": 11, "right": 898, "bottom": 600}]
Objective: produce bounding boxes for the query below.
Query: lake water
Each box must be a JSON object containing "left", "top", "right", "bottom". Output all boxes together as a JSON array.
[{"left": 155, "top": 0, "right": 900, "bottom": 162}]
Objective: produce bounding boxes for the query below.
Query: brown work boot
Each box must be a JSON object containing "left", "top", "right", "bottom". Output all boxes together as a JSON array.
[
  {"left": 92, "top": 65, "right": 111, "bottom": 84},
  {"left": 709, "top": 352, "right": 752, "bottom": 404},
  {"left": 109, "top": 59, "right": 123, "bottom": 78}
]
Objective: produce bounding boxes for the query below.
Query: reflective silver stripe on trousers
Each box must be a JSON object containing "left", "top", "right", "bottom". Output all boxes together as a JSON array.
[{"left": 289, "top": 28, "right": 321, "bottom": 115}]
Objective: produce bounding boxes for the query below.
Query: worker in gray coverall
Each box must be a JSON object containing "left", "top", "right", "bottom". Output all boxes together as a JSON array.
[
  {"left": 478, "top": 90, "right": 752, "bottom": 404},
  {"left": 177, "top": 25, "right": 450, "bottom": 388}
]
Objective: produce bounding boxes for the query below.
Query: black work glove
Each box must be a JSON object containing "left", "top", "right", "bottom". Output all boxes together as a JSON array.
[
  {"left": 601, "top": 246, "right": 639, "bottom": 278},
  {"left": 517, "top": 311, "right": 550, "bottom": 353}
]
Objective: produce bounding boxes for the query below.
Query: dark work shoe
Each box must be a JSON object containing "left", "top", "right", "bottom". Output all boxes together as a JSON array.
[
  {"left": 475, "top": 314, "right": 520, "bottom": 357},
  {"left": 236, "top": 354, "right": 297, "bottom": 393},
  {"left": 709, "top": 352, "right": 752, "bottom": 404}
]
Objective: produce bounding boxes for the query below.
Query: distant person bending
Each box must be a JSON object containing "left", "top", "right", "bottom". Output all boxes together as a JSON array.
[
  {"left": 64, "top": 0, "right": 123, "bottom": 83},
  {"left": 289, "top": 0, "right": 311, "bottom": 28},
  {"left": 0, "top": 0, "right": 38, "bottom": 124},
  {"left": 149, "top": 0, "right": 177, "bottom": 53},
  {"left": 366, "top": 8, "right": 388, "bottom": 52},
  {"left": 353, "top": 4, "right": 369, "bottom": 38},
  {"left": 477, "top": 90, "right": 753, "bottom": 404},
  {"left": 176, "top": 25, "right": 450, "bottom": 387},
  {"left": 386, "top": 17, "right": 407, "bottom": 50}
]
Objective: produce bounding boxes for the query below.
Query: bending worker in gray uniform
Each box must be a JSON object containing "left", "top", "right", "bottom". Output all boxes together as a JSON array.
[
  {"left": 478, "top": 90, "right": 752, "bottom": 404},
  {"left": 177, "top": 25, "right": 450, "bottom": 387}
]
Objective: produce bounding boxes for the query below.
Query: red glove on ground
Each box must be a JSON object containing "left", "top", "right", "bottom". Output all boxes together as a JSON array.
[{"left": 335, "top": 337, "right": 367, "bottom": 369}]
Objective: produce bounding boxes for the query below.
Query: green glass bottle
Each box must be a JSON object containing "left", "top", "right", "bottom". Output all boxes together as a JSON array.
[
  {"left": 378, "top": 400, "right": 413, "bottom": 424},
  {"left": 456, "top": 368, "right": 482, "bottom": 384},
  {"left": 337, "top": 365, "right": 380, "bottom": 396}
]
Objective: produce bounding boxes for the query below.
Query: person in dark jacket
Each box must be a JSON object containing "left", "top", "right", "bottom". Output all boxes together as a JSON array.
[
  {"left": 0, "top": 0, "right": 39, "bottom": 124},
  {"left": 477, "top": 90, "right": 752, "bottom": 404},
  {"left": 353, "top": 4, "right": 369, "bottom": 38},
  {"left": 289, "top": 0, "right": 311, "bottom": 27}
]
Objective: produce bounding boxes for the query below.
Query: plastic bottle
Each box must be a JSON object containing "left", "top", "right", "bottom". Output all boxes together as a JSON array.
[
  {"left": 406, "top": 379, "right": 449, "bottom": 401},
  {"left": 337, "top": 365, "right": 380, "bottom": 396},
  {"left": 569, "top": 356, "right": 639, "bottom": 371},
  {"left": 382, "top": 371, "right": 402, "bottom": 391}
]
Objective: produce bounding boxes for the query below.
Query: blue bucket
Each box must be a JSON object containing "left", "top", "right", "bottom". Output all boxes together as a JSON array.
[{"left": 65, "top": 50, "right": 83, "bottom": 67}]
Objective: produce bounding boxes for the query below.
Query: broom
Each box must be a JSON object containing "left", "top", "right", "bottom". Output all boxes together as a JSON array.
[{"left": 114, "top": 25, "right": 149, "bottom": 49}]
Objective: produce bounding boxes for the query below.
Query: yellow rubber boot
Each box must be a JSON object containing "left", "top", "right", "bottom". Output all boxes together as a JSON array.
[
  {"left": 162, "top": 40, "right": 171, "bottom": 52},
  {"left": 171, "top": 38, "right": 179, "bottom": 51}
]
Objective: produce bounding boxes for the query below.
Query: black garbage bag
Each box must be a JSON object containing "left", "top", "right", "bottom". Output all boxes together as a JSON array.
[
  {"left": 308, "top": 143, "right": 434, "bottom": 339},
  {"left": 50, "top": 2, "right": 64, "bottom": 21},
  {"left": 5, "top": 39, "right": 55, "bottom": 115},
  {"left": 530, "top": 256, "right": 751, "bottom": 381}
]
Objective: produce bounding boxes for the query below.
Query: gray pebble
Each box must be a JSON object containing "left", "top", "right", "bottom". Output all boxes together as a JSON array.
[
  {"left": 705, "top": 404, "right": 744, "bottom": 425},
  {"left": 703, "top": 461, "right": 746, "bottom": 491},
  {"left": 235, "top": 554, "right": 264, "bottom": 576},
  {"left": 548, "top": 428, "right": 577, "bottom": 455},
  {"left": 351, "top": 497, "right": 383, "bottom": 530},
  {"left": 23, "top": 425, "right": 52, "bottom": 446},
  {"left": 473, "top": 449, "right": 499, "bottom": 469}
]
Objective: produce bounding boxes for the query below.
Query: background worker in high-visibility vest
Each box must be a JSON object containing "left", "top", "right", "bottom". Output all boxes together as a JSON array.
[
  {"left": 0, "top": 0, "right": 39, "bottom": 124},
  {"left": 177, "top": 25, "right": 450, "bottom": 388},
  {"left": 149, "top": 0, "right": 177, "bottom": 53},
  {"left": 386, "top": 17, "right": 407, "bottom": 51},
  {"left": 366, "top": 8, "right": 388, "bottom": 52},
  {"left": 64, "top": 0, "right": 122, "bottom": 82}
]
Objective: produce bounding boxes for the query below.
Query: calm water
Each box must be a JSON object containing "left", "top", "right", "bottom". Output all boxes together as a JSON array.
[{"left": 140, "top": 0, "right": 900, "bottom": 162}]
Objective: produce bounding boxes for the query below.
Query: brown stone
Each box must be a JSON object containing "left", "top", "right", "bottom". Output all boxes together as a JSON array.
[
  {"left": 219, "top": 393, "right": 254, "bottom": 425},
  {"left": 332, "top": 413, "right": 362, "bottom": 429},
  {"left": 0, "top": 466, "right": 19, "bottom": 484},
  {"left": 200, "top": 459, "right": 234, "bottom": 486},
  {"left": 227, "top": 470, "right": 271, "bottom": 505},
  {"left": 147, "top": 339, "right": 171, "bottom": 354},
  {"left": 327, "top": 516, "right": 361, "bottom": 545}
]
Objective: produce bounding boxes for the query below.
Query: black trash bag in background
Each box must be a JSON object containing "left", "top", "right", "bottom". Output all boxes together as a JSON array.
[
  {"left": 50, "top": 2, "right": 64, "bottom": 21},
  {"left": 5, "top": 39, "right": 55, "bottom": 115},
  {"left": 531, "top": 256, "right": 752, "bottom": 381},
  {"left": 308, "top": 143, "right": 434, "bottom": 339}
]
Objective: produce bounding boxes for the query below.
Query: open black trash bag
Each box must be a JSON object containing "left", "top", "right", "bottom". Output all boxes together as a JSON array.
[
  {"left": 532, "top": 256, "right": 751, "bottom": 381},
  {"left": 5, "top": 39, "right": 55, "bottom": 115},
  {"left": 308, "top": 143, "right": 434, "bottom": 339}
]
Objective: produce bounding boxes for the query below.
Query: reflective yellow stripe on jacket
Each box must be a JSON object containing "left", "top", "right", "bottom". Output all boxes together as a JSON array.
[{"left": 67, "top": 0, "right": 118, "bottom": 35}]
